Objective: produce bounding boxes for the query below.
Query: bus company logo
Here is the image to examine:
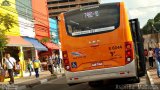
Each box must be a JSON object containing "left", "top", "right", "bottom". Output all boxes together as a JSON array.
[{"left": 71, "top": 52, "right": 83, "bottom": 57}]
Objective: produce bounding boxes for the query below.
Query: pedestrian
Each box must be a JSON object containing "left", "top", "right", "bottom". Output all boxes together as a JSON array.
[
  {"left": 27, "top": 58, "right": 33, "bottom": 76},
  {"left": 154, "top": 44, "right": 160, "bottom": 78},
  {"left": 153, "top": 48, "right": 156, "bottom": 62},
  {"left": 144, "top": 49, "right": 148, "bottom": 62},
  {"left": 148, "top": 48, "right": 154, "bottom": 68},
  {"left": 0, "top": 61, "right": 5, "bottom": 82},
  {"left": 47, "top": 56, "right": 54, "bottom": 74},
  {"left": 15, "top": 60, "right": 21, "bottom": 76},
  {"left": 33, "top": 57, "right": 41, "bottom": 78},
  {"left": 0, "top": 62, "right": 3, "bottom": 70},
  {"left": 55, "top": 54, "right": 62, "bottom": 72},
  {"left": 3, "top": 53, "right": 16, "bottom": 84}
]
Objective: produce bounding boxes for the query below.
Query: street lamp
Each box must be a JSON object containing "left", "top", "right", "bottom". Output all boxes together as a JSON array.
[{"left": 1, "top": 0, "right": 10, "bottom": 6}]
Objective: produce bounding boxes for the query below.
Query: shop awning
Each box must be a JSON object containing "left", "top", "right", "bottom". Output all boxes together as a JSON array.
[
  {"left": 6, "top": 36, "right": 33, "bottom": 47},
  {"left": 23, "top": 37, "right": 48, "bottom": 51},
  {"left": 43, "top": 42, "right": 59, "bottom": 50}
]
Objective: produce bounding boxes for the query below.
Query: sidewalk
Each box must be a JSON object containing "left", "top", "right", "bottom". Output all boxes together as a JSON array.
[
  {"left": 0, "top": 68, "right": 65, "bottom": 90},
  {"left": 146, "top": 61, "right": 160, "bottom": 89},
  {"left": 147, "top": 68, "right": 160, "bottom": 84}
]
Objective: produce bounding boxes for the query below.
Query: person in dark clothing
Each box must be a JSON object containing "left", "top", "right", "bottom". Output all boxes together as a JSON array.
[
  {"left": 55, "top": 54, "right": 62, "bottom": 72},
  {"left": 148, "top": 48, "right": 154, "bottom": 68},
  {"left": 144, "top": 49, "right": 148, "bottom": 62},
  {"left": 47, "top": 56, "right": 54, "bottom": 74}
]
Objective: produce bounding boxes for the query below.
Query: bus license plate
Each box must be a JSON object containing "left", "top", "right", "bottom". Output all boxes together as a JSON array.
[{"left": 91, "top": 62, "right": 103, "bottom": 67}]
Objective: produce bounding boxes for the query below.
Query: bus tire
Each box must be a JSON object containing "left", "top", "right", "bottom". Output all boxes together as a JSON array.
[
  {"left": 68, "top": 83, "right": 79, "bottom": 86},
  {"left": 88, "top": 81, "right": 103, "bottom": 88},
  {"left": 135, "top": 73, "right": 140, "bottom": 83},
  {"left": 128, "top": 76, "right": 140, "bottom": 83},
  {"left": 133, "top": 76, "right": 140, "bottom": 83}
]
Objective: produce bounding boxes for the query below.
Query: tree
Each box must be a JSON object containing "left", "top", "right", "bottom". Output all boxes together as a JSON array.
[
  {"left": 39, "top": 37, "right": 51, "bottom": 44},
  {"left": 0, "top": 12, "right": 17, "bottom": 65},
  {"left": 153, "top": 13, "right": 160, "bottom": 32},
  {"left": 142, "top": 13, "right": 160, "bottom": 45},
  {"left": 142, "top": 19, "right": 155, "bottom": 34}
]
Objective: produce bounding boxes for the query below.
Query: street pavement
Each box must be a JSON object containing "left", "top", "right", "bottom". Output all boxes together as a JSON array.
[
  {"left": 147, "top": 63, "right": 160, "bottom": 89},
  {"left": 1, "top": 61, "right": 160, "bottom": 90},
  {"left": 23, "top": 75, "right": 153, "bottom": 90},
  {"left": 0, "top": 68, "right": 65, "bottom": 90},
  {"left": 22, "top": 61, "right": 158, "bottom": 90}
]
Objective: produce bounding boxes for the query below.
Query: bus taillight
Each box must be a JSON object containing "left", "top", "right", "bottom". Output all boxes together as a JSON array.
[
  {"left": 62, "top": 51, "right": 70, "bottom": 71},
  {"left": 125, "top": 42, "right": 133, "bottom": 64}
]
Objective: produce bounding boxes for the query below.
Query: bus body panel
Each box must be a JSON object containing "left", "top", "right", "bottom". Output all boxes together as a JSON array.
[
  {"left": 59, "top": 2, "right": 137, "bottom": 84},
  {"left": 66, "top": 60, "right": 137, "bottom": 84},
  {"left": 65, "top": 43, "right": 126, "bottom": 72}
]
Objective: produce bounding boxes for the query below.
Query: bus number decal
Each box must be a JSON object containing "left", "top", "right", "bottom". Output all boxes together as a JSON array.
[{"left": 109, "top": 45, "right": 122, "bottom": 50}]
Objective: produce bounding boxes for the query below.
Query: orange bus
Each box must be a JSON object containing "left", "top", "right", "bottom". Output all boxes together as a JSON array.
[{"left": 58, "top": 2, "right": 146, "bottom": 86}]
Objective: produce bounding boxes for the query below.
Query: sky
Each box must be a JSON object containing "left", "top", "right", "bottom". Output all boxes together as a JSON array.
[{"left": 99, "top": 0, "right": 160, "bottom": 28}]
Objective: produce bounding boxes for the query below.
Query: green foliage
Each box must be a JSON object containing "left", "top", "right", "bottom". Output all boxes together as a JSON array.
[
  {"left": 154, "top": 22, "right": 160, "bottom": 30},
  {"left": 0, "top": 12, "right": 17, "bottom": 48},
  {"left": 0, "top": 12, "right": 17, "bottom": 62},
  {"left": 142, "top": 13, "right": 160, "bottom": 34},
  {"left": 0, "top": 30, "right": 8, "bottom": 51},
  {"left": 39, "top": 37, "right": 51, "bottom": 43},
  {"left": 142, "top": 13, "right": 160, "bottom": 44},
  {"left": 154, "top": 13, "right": 160, "bottom": 22},
  {"left": 0, "top": 13, "right": 18, "bottom": 31}
]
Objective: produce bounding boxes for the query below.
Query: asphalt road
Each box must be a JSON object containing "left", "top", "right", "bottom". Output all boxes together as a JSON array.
[{"left": 24, "top": 75, "right": 154, "bottom": 90}]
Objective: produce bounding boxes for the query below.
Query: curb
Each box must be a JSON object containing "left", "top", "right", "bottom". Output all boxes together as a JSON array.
[
  {"left": 146, "top": 70, "right": 160, "bottom": 90},
  {"left": 146, "top": 71, "right": 154, "bottom": 85},
  {"left": 18, "top": 74, "right": 65, "bottom": 90}
]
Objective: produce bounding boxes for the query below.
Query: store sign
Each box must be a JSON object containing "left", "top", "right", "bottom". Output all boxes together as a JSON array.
[
  {"left": 49, "top": 18, "right": 59, "bottom": 44},
  {"left": 19, "top": 17, "right": 35, "bottom": 38}
]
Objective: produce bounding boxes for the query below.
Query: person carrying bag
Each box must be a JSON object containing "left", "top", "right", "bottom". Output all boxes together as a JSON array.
[{"left": 3, "top": 53, "right": 16, "bottom": 84}]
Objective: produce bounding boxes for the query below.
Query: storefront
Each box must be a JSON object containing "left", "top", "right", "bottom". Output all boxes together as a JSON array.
[
  {"left": 4, "top": 36, "right": 33, "bottom": 77},
  {"left": 23, "top": 37, "right": 48, "bottom": 58},
  {"left": 39, "top": 42, "right": 59, "bottom": 70}
]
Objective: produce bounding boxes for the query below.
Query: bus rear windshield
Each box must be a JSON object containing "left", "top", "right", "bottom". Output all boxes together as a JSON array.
[{"left": 65, "top": 3, "right": 120, "bottom": 36}]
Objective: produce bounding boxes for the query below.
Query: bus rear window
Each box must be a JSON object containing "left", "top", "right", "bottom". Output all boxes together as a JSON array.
[{"left": 65, "top": 3, "right": 120, "bottom": 36}]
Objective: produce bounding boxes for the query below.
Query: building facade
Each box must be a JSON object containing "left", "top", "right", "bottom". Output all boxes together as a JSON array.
[
  {"left": 47, "top": 0, "right": 99, "bottom": 18},
  {"left": 49, "top": 18, "right": 59, "bottom": 44},
  {"left": 32, "top": 0, "right": 50, "bottom": 40}
]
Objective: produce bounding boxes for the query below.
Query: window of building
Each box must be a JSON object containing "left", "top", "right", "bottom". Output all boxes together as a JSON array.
[{"left": 47, "top": 1, "right": 59, "bottom": 4}]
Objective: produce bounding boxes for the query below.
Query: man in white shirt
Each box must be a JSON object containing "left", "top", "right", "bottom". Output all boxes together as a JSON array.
[{"left": 4, "top": 53, "right": 16, "bottom": 84}]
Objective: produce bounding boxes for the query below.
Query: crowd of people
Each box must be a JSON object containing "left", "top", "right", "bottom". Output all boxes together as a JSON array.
[
  {"left": 26, "top": 54, "right": 62, "bottom": 78},
  {"left": 0, "top": 53, "right": 62, "bottom": 84},
  {"left": 144, "top": 44, "right": 160, "bottom": 78}
]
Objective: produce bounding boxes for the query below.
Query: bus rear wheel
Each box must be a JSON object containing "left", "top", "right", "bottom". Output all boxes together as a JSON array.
[
  {"left": 128, "top": 76, "right": 140, "bottom": 83},
  {"left": 88, "top": 80, "right": 103, "bottom": 88}
]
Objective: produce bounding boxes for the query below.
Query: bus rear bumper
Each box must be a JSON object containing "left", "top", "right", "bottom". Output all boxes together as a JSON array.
[{"left": 65, "top": 60, "right": 137, "bottom": 84}]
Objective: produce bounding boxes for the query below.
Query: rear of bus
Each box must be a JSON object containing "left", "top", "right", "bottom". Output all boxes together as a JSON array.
[{"left": 59, "top": 2, "right": 138, "bottom": 85}]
